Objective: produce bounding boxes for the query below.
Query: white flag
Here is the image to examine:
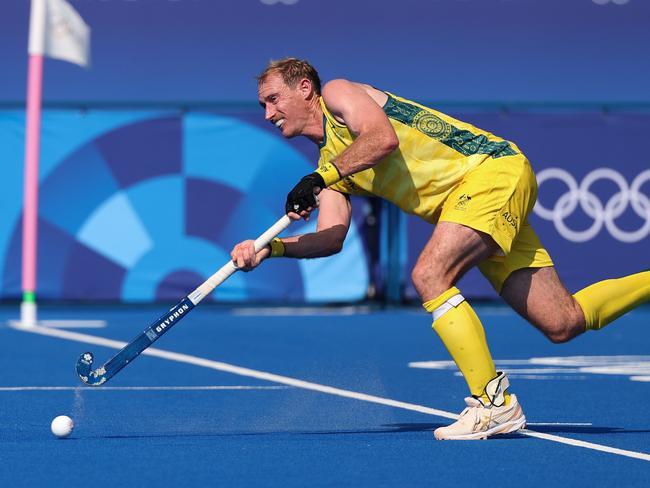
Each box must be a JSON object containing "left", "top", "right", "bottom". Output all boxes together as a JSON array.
[{"left": 28, "top": 0, "right": 91, "bottom": 67}]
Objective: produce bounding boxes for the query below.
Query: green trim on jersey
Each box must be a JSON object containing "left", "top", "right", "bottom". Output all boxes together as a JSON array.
[
  {"left": 319, "top": 114, "right": 328, "bottom": 149},
  {"left": 383, "top": 94, "right": 518, "bottom": 159}
]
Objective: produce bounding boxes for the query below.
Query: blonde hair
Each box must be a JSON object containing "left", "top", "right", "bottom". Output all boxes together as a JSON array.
[{"left": 256, "top": 57, "right": 321, "bottom": 95}]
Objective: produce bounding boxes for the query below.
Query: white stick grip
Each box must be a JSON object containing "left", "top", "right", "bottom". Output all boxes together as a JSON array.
[
  {"left": 253, "top": 214, "right": 292, "bottom": 252},
  {"left": 188, "top": 215, "right": 292, "bottom": 304}
]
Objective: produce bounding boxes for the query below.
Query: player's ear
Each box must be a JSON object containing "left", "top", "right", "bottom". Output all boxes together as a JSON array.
[{"left": 298, "top": 78, "right": 314, "bottom": 99}]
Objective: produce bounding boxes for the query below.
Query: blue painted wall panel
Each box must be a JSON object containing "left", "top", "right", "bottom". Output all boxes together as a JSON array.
[
  {"left": 0, "top": 110, "right": 370, "bottom": 302},
  {"left": 1, "top": 1, "right": 649, "bottom": 104}
]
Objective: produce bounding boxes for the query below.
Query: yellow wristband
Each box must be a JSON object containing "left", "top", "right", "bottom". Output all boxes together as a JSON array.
[
  {"left": 315, "top": 162, "right": 342, "bottom": 187},
  {"left": 269, "top": 237, "right": 285, "bottom": 257}
]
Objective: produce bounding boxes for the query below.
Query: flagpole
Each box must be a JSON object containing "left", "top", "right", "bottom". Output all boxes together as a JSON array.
[
  {"left": 20, "top": 0, "right": 48, "bottom": 327},
  {"left": 21, "top": 53, "right": 44, "bottom": 327},
  {"left": 19, "top": 0, "right": 89, "bottom": 326}
]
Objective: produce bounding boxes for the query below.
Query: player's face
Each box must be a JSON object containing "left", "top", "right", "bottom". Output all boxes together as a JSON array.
[{"left": 258, "top": 73, "right": 310, "bottom": 138}]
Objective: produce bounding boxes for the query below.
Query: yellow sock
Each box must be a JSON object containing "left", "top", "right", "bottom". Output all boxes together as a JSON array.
[
  {"left": 424, "top": 287, "right": 501, "bottom": 403},
  {"left": 574, "top": 270, "right": 650, "bottom": 331}
]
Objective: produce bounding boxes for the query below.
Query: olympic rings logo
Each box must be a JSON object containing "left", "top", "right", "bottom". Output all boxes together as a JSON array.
[{"left": 534, "top": 168, "right": 650, "bottom": 243}]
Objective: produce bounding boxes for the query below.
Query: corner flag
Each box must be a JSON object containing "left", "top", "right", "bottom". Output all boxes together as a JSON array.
[
  {"left": 21, "top": 0, "right": 90, "bottom": 326},
  {"left": 28, "top": 0, "right": 90, "bottom": 67}
]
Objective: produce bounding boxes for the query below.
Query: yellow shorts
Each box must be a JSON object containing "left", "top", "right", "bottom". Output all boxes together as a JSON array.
[{"left": 438, "top": 155, "right": 554, "bottom": 293}]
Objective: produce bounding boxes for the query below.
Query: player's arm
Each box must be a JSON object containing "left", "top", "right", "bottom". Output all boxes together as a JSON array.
[
  {"left": 281, "top": 188, "right": 351, "bottom": 258},
  {"left": 321, "top": 79, "right": 399, "bottom": 177},
  {"left": 231, "top": 188, "right": 351, "bottom": 269},
  {"left": 285, "top": 80, "right": 398, "bottom": 218}
]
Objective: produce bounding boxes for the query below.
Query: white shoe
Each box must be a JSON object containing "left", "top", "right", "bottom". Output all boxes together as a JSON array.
[{"left": 434, "top": 394, "right": 526, "bottom": 440}]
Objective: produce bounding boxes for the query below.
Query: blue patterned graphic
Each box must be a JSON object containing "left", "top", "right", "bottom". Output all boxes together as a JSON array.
[{"left": 0, "top": 111, "right": 370, "bottom": 302}]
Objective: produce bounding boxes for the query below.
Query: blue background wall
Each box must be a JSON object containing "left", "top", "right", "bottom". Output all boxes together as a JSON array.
[
  {"left": 2, "top": 0, "right": 649, "bottom": 104},
  {"left": 0, "top": 109, "right": 372, "bottom": 302},
  {"left": 1, "top": 0, "right": 648, "bottom": 302}
]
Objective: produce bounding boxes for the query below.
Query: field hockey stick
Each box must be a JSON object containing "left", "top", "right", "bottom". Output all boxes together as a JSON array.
[{"left": 76, "top": 214, "right": 292, "bottom": 386}]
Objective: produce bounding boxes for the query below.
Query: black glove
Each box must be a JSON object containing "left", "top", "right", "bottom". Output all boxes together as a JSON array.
[{"left": 285, "top": 172, "right": 325, "bottom": 214}]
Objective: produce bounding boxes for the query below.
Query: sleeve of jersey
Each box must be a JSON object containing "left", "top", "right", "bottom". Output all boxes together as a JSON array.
[
  {"left": 327, "top": 180, "right": 351, "bottom": 194},
  {"left": 327, "top": 177, "right": 374, "bottom": 197}
]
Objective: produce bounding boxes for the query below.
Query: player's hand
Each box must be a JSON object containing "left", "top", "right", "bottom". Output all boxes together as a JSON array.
[
  {"left": 285, "top": 172, "right": 324, "bottom": 221},
  {"left": 230, "top": 240, "right": 270, "bottom": 271}
]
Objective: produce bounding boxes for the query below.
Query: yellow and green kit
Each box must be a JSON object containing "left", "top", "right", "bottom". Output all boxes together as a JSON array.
[{"left": 318, "top": 92, "right": 553, "bottom": 291}]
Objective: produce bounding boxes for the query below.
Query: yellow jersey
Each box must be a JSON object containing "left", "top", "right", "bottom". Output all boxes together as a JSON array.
[{"left": 319, "top": 92, "right": 521, "bottom": 223}]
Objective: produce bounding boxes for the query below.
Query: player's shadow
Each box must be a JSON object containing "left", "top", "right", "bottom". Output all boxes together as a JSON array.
[
  {"left": 380, "top": 423, "right": 650, "bottom": 439},
  {"left": 97, "top": 423, "right": 650, "bottom": 440},
  {"left": 524, "top": 425, "right": 650, "bottom": 435},
  {"left": 99, "top": 424, "right": 444, "bottom": 440},
  {"left": 380, "top": 423, "right": 525, "bottom": 439},
  {"left": 380, "top": 423, "right": 441, "bottom": 433}
]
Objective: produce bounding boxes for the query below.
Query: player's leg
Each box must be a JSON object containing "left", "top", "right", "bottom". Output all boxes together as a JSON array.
[
  {"left": 484, "top": 213, "right": 650, "bottom": 342},
  {"left": 415, "top": 155, "right": 536, "bottom": 439},
  {"left": 499, "top": 265, "right": 585, "bottom": 343},
  {"left": 414, "top": 222, "right": 526, "bottom": 440},
  {"left": 501, "top": 264, "right": 650, "bottom": 342},
  {"left": 414, "top": 220, "right": 501, "bottom": 399},
  {"left": 478, "top": 220, "right": 584, "bottom": 343}
]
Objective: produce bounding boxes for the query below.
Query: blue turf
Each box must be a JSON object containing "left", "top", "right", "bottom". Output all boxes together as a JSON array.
[{"left": 0, "top": 304, "right": 649, "bottom": 487}]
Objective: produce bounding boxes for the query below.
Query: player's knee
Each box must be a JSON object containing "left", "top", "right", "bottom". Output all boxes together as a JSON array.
[
  {"left": 544, "top": 327, "right": 574, "bottom": 344},
  {"left": 411, "top": 264, "right": 433, "bottom": 298},
  {"left": 410, "top": 265, "right": 425, "bottom": 296},
  {"left": 538, "top": 308, "right": 585, "bottom": 344},
  {"left": 411, "top": 263, "right": 450, "bottom": 300}
]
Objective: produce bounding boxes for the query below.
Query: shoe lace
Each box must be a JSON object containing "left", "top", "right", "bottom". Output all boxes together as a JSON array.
[{"left": 458, "top": 403, "right": 493, "bottom": 431}]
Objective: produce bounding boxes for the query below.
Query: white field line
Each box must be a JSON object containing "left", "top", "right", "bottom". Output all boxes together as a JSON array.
[
  {"left": 39, "top": 320, "right": 107, "bottom": 329},
  {"left": 519, "top": 430, "right": 650, "bottom": 462},
  {"left": 10, "top": 323, "right": 650, "bottom": 462},
  {"left": 8, "top": 319, "right": 107, "bottom": 329},
  {"left": 476, "top": 374, "right": 589, "bottom": 381},
  {"left": 0, "top": 386, "right": 290, "bottom": 391},
  {"left": 527, "top": 423, "right": 592, "bottom": 426},
  {"left": 230, "top": 306, "right": 374, "bottom": 316}
]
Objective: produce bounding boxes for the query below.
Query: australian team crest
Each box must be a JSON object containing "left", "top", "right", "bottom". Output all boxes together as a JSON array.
[{"left": 412, "top": 111, "right": 452, "bottom": 140}]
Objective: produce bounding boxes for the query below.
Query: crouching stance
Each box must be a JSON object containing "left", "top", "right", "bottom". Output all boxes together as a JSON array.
[{"left": 231, "top": 58, "right": 650, "bottom": 440}]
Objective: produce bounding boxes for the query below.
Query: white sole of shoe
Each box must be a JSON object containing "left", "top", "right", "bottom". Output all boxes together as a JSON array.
[{"left": 435, "top": 415, "right": 527, "bottom": 441}]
